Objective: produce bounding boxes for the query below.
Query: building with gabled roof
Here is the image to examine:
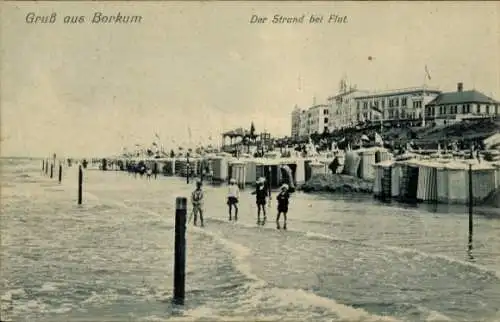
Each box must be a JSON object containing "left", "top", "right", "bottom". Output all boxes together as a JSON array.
[{"left": 426, "top": 82, "right": 499, "bottom": 124}]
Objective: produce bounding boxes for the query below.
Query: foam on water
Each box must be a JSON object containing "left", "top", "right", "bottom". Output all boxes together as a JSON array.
[
  {"left": 303, "top": 231, "right": 500, "bottom": 281},
  {"left": 188, "top": 225, "right": 401, "bottom": 322},
  {"left": 53, "top": 199, "right": 399, "bottom": 322}
]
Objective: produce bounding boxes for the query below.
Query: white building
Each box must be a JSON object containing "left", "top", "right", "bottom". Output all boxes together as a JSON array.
[
  {"left": 298, "top": 109, "right": 308, "bottom": 137},
  {"left": 327, "top": 89, "right": 369, "bottom": 130},
  {"left": 307, "top": 104, "right": 329, "bottom": 135},
  {"left": 426, "top": 82, "right": 499, "bottom": 125},
  {"left": 354, "top": 87, "right": 441, "bottom": 123}
]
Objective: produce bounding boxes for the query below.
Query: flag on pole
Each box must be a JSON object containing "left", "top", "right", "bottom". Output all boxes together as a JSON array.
[{"left": 425, "top": 65, "right": 431, "bottom": 80}]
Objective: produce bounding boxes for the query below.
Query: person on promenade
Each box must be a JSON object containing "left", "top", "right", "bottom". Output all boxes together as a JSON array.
[
  {"left": 276, "top": 184, "right": 290, "bottom": 230},
  {"left": 227, "top": 178, "right": 240, "bottom": 221},
  {"left": 251, "top": 177, "right": 267, "bottom": 225},
  {"left": 191, "top": 179, "right": 205, "bottom": 227}
]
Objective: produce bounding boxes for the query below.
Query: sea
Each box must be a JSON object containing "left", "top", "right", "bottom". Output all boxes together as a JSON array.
[{"left": 1, "top": 157, "right": 499, "bottom": 322}]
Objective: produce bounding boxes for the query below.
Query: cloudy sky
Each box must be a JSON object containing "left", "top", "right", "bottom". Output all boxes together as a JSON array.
[{"left": 1, "top": 1, "right": 499, "bottom": 157}]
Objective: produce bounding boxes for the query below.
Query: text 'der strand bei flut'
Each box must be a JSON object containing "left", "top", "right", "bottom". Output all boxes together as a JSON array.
[{"left": 250, "top": 14, "right": 348, "bottom": 24}]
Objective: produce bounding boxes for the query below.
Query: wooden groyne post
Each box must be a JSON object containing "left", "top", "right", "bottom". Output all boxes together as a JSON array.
[
  {"left": 267, "top": 165, "right": 272, "bottom": 203},
  {"left": 45, "top": 160, "right": 49, "bottom": 175},
  {"left": 50, "top": 163, "right": 54, "bottom": 179},
  {"left": 42, "top": 160, "right": 45, "bottom": 172},
  {"left": 468, "top": 164, "right": 473, "bottom": 246},
  {"left": 186, "top": 155, "right": 190, "bottom": 184},
  {"left": 58, "top": 163, "right": 62, "bottom": 183},
  {"left": 173, "top": 197, "right": 187, "bottom": 305},
  {"left": 78, "top": 165, "right": 83, "bottom": 205}
]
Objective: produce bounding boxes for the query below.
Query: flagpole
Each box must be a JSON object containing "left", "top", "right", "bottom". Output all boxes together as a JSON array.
[{"left": 423, "top": 65, "right": 430, "bottom": 128}]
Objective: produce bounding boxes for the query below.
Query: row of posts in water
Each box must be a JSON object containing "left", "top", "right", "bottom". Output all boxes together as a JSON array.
[
  {"left": 41, "top": 159, "right": 83, "bottom": 205},
  {"left": 42, "top": 157, "right": 184, "bottom": 304}
]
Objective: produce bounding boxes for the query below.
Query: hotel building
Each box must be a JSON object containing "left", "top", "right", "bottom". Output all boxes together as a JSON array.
[
  {"left": 354, "top": 87, "right": 441, "bottom": 123},
  {"left": 327, "top": 89, "right": 369, "bottom": 130},
  {"left": 426, "top": 82, "right": 499, "bottom": 125}
]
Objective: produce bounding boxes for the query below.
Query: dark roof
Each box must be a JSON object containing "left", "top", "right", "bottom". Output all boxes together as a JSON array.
[
  {"left": 327, "top": 89, "right": 365, "bottom": 100},
  {"left": 356, "top": 89, "right": 441, "bottom": 100},
  {"left": 427, "top": 90, "right": 499, "bottom": 106}
]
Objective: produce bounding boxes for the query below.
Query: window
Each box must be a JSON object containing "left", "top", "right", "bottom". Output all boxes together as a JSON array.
[
  {"left": 402, "top": 97, "right": 407, "bottom": 106},
  {"left": 357, "top": 101, "right": 360, "bottom": 109},
  {"left": 389, "top": 99, "right": 393, "bottom": 108},
  {"left": 476, "top": 104, "right": 480, "bottom": 113},
  {"left": 363, "top": 102, "right": 368, "bottom": 109},
  {"left": 486, "top": 105, "right": 490, "bottom": 114},
  {"left": 395, "top": 98, "right": 399, "bottom": 106},
  {"left": 324, "top": 117, "right": 328, "bottom": 124},
  {"left": 324, "top": 109, "right": 328, "bottom": 115},
  {"left": 381, "top": 100, "right": 385, "bottom": 108},
  {"left": 496, "top": 105, "right": 499, "bottom": 115}
]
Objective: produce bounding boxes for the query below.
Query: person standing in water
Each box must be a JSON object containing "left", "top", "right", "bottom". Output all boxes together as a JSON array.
[
  {"left": 227, "top": 178, "right": 240, "bottom": 221},
  {"left": 276, "top": 184, "right": 290, "bottom": 230},
  {"left": 251, "top": 177, "right": 267, "bottom": 225},
  {"left": 191, "top": 179, "right": 204, "bottom": 227}
]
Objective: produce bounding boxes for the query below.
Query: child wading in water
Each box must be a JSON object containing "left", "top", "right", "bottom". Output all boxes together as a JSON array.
[
  {"left": 191, "top": 179, "right": 204, "bottom": 227},
  {"left": 227, "top": 178, "right": 240, "bottom": 221},
  {"left": 251, "top": 177, "right": 267, "bottom": 225},
  {"left": 276, "top": 184, "right": 290, "bottom": 230}
]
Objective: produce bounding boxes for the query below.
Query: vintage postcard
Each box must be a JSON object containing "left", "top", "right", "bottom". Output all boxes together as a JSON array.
[{"left": 1, "top": 1, "right": 500, "bottom": 321}]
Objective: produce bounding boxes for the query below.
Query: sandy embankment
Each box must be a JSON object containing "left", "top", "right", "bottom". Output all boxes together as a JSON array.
[{"left": 299, "top": 173, "right": 374, "bottom": 193}]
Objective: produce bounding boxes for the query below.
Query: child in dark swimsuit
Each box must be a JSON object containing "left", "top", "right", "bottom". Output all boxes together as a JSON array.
[
  {"left": 251, "top": 177, "right": 267, "bottom": 225},
  {"left": 191, "top": 180, "right": 204, "bottom": 227},
  {"left": 276, "top": 184, "right": 290, "bottom": 230}
]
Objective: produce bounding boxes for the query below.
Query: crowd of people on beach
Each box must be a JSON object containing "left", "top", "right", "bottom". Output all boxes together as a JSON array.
[{"left": 189, "top": 177, "right": 291, "bottom": 230}]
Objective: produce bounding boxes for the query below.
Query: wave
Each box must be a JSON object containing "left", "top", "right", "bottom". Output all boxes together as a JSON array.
[
  {"left": 64, "top": 196, "right": 402, "bottom": 322},
  {"left": 187, "top": 225, "right": 400, "bottom": 322},
  {"left": 302, "top": 231, "right": 500, "bottom": 281}
]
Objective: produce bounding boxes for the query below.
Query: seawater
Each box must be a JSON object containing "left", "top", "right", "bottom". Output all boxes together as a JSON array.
[{"left": 1, "top": 158, "right": 500, "bottom": 322}]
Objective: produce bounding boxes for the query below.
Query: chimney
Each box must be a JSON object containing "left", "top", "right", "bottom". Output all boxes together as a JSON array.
[{"left": 457, "top": 82, "right": 463, "bottom": 92}]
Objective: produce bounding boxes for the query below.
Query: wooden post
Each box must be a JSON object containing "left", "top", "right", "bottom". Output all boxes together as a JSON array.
[
  {"left": 267, "top": 166, "right": 272, "bottom": 203},
  {"left": 50, "top": 163, "right": 54, "bottom": 179},
  {"left": 45, "top": 160, "right": 49, "bottom": 175},
  {"left": 173, "top": 197, "right": 187, "bottom": 305},
  {"left": 199, "top": 160, "right": 203, "bottom": 184},
  {"left": 58, "top": 163, "right": 62, "bottom": 183},
  {"left": 78, "top": 165, "right": 83, "bottom": 205},
  {"left": 468, "top": 163, "right": 473, "bottom": 246},
  {"left": 186, "top": 156, "right": 190, "bottom": 184},
  {"left": 42, "top": 160, "right": 45, "bottom": 172}
]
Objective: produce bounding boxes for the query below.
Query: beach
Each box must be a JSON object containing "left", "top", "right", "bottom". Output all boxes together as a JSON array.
[{"left": 1, "top": 158, "right": 500, "bottom": 322}]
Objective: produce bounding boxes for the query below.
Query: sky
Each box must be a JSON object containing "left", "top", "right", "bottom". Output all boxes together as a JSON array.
[{"left": 1, "top": 1, "right": 499, "bottom": 158}]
